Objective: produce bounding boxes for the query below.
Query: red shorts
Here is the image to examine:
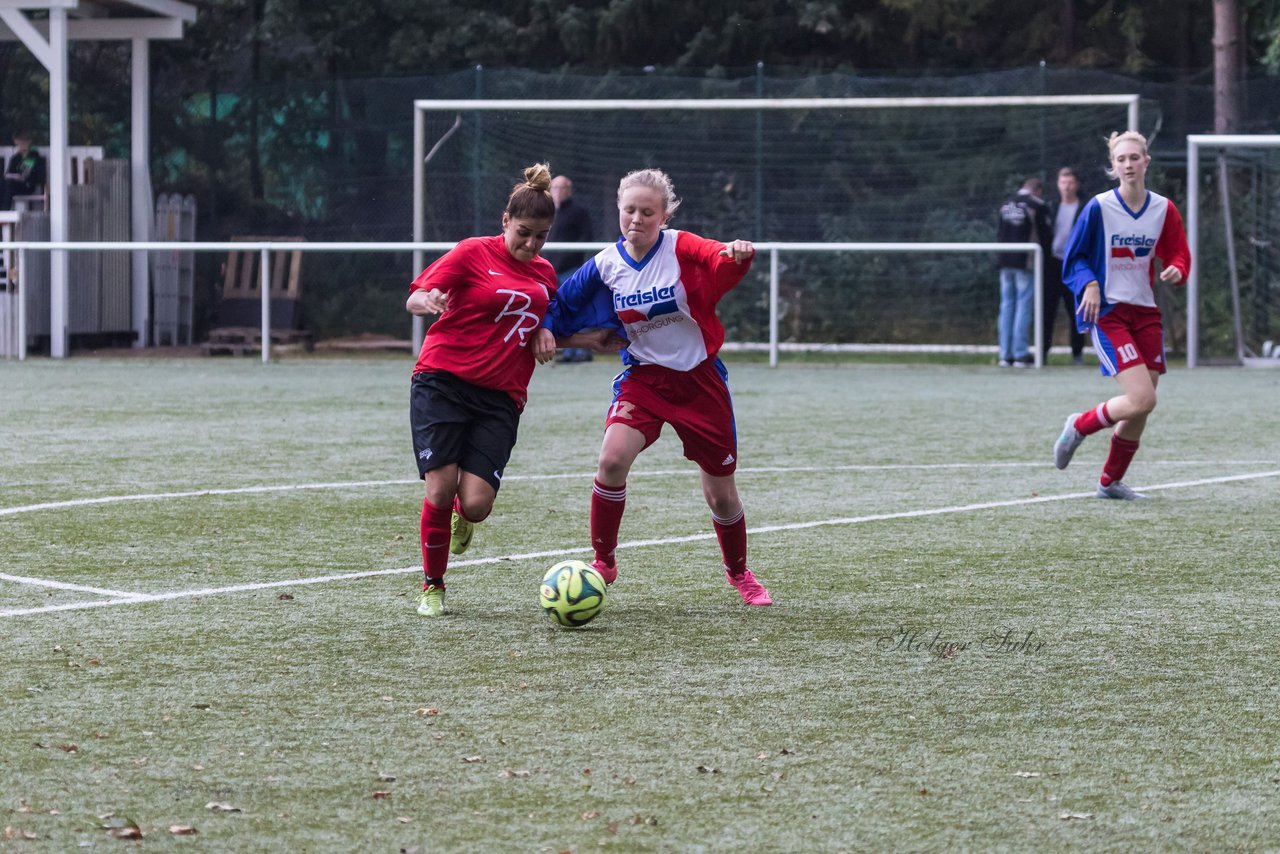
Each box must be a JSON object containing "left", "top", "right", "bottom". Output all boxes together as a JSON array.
[
  {"left": 604, "top": 358, "right": 738, "bottom": 476},
  {"left": 1092, "top": 303, "right": 1166, "bottom": 377}
]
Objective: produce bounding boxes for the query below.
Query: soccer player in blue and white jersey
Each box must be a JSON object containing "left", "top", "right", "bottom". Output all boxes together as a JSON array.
[
  {"left": 532, "top": 168, "right": 772, "bottom": 606},
  {"left": 1053, "top": 131, "right": 1191, "bottom": 499}
]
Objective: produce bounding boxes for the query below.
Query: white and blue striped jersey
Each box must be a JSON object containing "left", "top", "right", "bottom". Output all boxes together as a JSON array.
[{"left": 1061, "top": 188, "right": 1191, "bottom": 330}]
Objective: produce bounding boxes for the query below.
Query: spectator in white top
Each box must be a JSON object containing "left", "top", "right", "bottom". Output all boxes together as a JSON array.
[{"left": 1043, "top": 166, "right": 1086, "bottom": 364}]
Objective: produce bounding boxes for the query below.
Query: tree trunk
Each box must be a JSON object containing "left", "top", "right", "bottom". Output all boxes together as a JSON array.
[
  {"left": 1058, "top": 0, "right": 1074, "bottom": 60},
  {"left": 1213, "top": 0, "right": 1242, "bottom": 133},
  {"left": 249, "top": 0, "right": 266, "bottom": 201}
]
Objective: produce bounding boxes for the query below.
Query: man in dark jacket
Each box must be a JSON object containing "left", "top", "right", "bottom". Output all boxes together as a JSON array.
[
  {"left": 3, "top": 131, "right": 46, "bottom": 210},
  {"left": 995, "top": 176, "right": 1050, "bottom": 367},
  {"left": 544, "top": 174, "right": 595, "bottom": 362}
]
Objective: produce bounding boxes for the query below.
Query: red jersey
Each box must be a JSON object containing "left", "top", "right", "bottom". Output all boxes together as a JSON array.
[{"left": 410, "top": 235, "right": 557, "bottom": 410}]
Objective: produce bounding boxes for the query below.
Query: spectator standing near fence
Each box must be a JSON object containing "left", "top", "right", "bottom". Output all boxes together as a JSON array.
[
  {"left": 996, "top": 176, "right": 1050, "bottom": 367},
  {"left": 3, "top": 131, "right": 46, "bottom": 210},
  {"left": 1043, "top": 166, "right": 1087, "bottom": 364},
  {"left": 543, "top": 174, "right": 596, "bottom": 363},
  {"left": 1053, "top": 131, "right": 1190, "bottom": 500},
  {"left": 536, "top": 167, "right": 772, "bottom": 606}
]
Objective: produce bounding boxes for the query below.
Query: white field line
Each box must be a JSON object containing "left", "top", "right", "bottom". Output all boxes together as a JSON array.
[
  {"left": 2, "top": 468, "right": 1277, "bottom": 620},
  {"left": 0, "top": 573, "right": 140, "bottom": 598},
  {"left": 2, "top": 459, "right": 1277, "bottom": 518}
]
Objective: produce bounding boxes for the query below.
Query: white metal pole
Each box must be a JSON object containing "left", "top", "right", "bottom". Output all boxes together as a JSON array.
[
  {"left": 48, "top": 8, "right": 68, "bottom": 358},
  {"left": 260, "top": 247, "right": 271, "bottom": 364},
  {"left": 1128, "top": 96, "right": 1139, "bottom": 132},
  {"left": 17, "top": 248, "right": 26, "bottom": 360},
  {"left": 130, "top": 36, "right": 151, "bottom": 348},
  {"left": 1186, "top": 138, "right": 1199, "bottom": 368},
  {"left": 1033, "top": 245, "right": 1044, "bottom": 368},
  {"left": 769, "top": 247, "right": 779, "bottom": 368},
  {"left": 411, "top": 107, "right": 425, "bottom": 355}
]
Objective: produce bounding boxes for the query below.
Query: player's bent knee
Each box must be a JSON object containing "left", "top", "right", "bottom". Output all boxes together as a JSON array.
[
  {"left": 706, "top": 495, "right": 740, "bottom": 518},
  {"left": 1130, "top": 390, "right": 1157, "bottom": 415},
  {"left": 596, "top": 453, "right": 633, "bottom": 482},
  {"left": 461, "top": 500, "right": 493, "bottom": 523}
]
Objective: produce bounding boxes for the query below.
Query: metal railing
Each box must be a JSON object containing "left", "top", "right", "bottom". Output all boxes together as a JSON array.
[{"left": 0, "top": 239, "right": 1044, "bottom": 366}]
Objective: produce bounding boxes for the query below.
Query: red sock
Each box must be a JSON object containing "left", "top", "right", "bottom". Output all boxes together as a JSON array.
[
  {"left": 1074, "top": 402, "right": 1113, "bottom": 436},
  {"left": 1100, "top": 436, "right": 1140, "bottom": 487},
  {"left": 420, "top": 497, "right": 452, "bottom": 587},
  {"left": 590, "top": 478, "right": 626, "bottom": 567},
  {"left": 712, "top": 507, "right": 748, "bottom": 576}
]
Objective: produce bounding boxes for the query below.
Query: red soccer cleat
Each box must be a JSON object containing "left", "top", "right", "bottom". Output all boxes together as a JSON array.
[
  {"left": 591, "top": 558, "right": 618, "bottom": 586},
  {"left": 726, "top": 569, "right": 772, "bottom": 606}
]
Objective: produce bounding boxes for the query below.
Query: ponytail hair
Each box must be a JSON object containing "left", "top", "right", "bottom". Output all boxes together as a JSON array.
[{"left": 505, "top": 163, "right": 556, "bottom": 221}]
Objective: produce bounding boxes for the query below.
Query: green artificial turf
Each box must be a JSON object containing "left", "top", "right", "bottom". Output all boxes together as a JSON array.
[{"left": 2, "top": 356, "right": 1278, "bottom": 850}]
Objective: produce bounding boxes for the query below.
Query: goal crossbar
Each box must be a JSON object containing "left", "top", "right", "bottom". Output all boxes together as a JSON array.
[{"left": 413, "top": 95, "right": 1140, "bottom": 112}]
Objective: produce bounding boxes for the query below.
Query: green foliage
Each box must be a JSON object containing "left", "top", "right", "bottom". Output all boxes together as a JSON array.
[{"left": 4, "top": 1, "right": 1279, "bottom": 341}]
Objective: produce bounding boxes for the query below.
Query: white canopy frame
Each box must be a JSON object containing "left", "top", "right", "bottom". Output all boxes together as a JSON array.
[{"left": 0, "top": 0, "right": 196, "bottom": 357}]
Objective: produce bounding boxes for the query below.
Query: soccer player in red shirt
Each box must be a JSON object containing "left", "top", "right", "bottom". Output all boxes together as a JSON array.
[
  {"left": 1053, "top": 132, "right": 1191, "bottom": 499},
  {"left": 406, "top": 163, "right": 562, "bottom": 617},
  {"left": 534, "top": 168, "right": 772, "bottom": 606}
]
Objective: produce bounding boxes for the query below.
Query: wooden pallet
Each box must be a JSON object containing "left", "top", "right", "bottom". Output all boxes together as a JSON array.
[{"left": 202, "top": 326, "right": 314, "bottom": 357}]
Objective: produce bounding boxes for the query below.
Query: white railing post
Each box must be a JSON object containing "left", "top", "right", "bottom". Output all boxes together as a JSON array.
[
  {"left": 260, "top": 246, "right": 271, "bottom": 364},
  {"left": 1186, "top": 137, "right": 1200, "bottom": 369},
  {"left": 17, "top": 248, "right": 26, "bottom": 361},
  {"left": 769, "top": 247, "right": 779, "bottom": 368},
  {"left": 1033, "top": 244, "right": 1044, "bottom": 369}
]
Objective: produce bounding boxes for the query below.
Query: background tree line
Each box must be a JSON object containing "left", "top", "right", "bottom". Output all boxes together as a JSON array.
[{"left": 0, "top": 0, "right": 1276, "bottom": 344}]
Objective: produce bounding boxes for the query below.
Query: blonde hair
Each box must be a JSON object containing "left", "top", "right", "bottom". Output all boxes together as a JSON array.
[
  {"left": 505, "top": 163, "right": 555, "bottom": 220},
  {"left": 617, "top": 168, "right": 681, "bottom": 220},
  {"left": 1105, "top": 131, "right": 1149, "bottom": 180}
]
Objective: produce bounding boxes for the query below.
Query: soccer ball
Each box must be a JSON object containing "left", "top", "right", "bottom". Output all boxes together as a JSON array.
[{"left": 539, "top": 559, "right": 607, "bottom": 628}]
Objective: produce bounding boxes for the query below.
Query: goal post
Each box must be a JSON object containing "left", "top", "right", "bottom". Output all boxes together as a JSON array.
[
  {"left": 1185, "top": 134, "right": 1280, "bottom": 368},
  {"left": 412, "top": 95, "right": 1141, "bottom": 360}
]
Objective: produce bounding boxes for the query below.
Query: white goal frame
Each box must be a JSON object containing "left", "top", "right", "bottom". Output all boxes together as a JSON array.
[
  {"left": 411, "top": 95, "right": 1142, "bottom": 363},
  {"left": 1185, "top": 134, "right": 1280, "bottom": 368}
]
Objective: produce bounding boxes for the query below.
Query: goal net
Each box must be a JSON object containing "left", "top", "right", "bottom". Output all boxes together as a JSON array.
[
  {"left": 1186, "top": 135, "right": 1280, "bottom": 367},
  {"left": 414, "top": 96, "right": 1148, "bottom": 354}
]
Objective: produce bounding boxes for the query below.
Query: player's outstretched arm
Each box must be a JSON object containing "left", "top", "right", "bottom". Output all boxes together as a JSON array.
[
  {"left": 407, "top": 288, "right": 447, "bottom": 316},
  {"left": 718, "top": 239, "right": 755, "bottom": 263}
]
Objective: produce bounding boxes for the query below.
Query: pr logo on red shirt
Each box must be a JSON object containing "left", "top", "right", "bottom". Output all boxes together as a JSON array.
[{"left": 495, "top": 289, "right": 541, "bottom": 345}]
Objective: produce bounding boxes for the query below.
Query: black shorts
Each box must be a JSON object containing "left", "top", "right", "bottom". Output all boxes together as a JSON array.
[{"left": 410, "top": 371, "right": 520, "bottom": 492}]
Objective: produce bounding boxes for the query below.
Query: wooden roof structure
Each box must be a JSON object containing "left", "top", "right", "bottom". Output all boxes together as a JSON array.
[{"left": 0, "top": 0, "right": 197, "bottom": 357}]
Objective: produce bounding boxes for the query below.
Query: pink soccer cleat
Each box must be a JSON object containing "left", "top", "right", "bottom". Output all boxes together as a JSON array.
[
  {"left": 591, "top": 558, "right": 618, "bottom": 585},
  {"left": 726, "top": 569, "right": 772, "bottom": 606}
]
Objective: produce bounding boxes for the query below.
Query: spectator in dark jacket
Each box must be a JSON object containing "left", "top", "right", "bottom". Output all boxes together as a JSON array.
[
  {"left": 544, "top": 175, "right": 595, "bottom": 362},
  {"left": 3, "top": 131, "right": 46, "bottom": 209},
  {"left": 996, "top": 176, "right": 1050, "bottom": 367}
]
